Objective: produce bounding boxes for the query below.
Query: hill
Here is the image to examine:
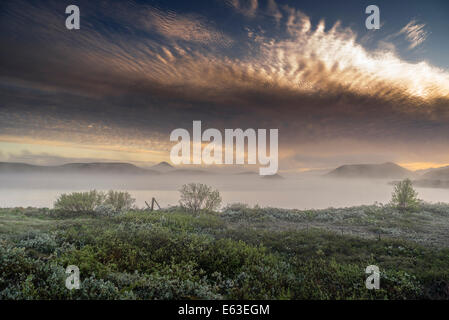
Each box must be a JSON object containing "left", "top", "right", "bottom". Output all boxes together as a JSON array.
[
  {"left": 150, "top": 161, "right": 175, "bottom": 172},
  {"left": 0, "top": 162, "right": 159, "bottom": 175},
  {"left": 165, "top": 168, "right": 211, "bottom": 175},
  {"left": 326, "top": 162, "right": 413, "bottom": 179},
  {"left": 422, "top": 166, "right": 449, "bottom": 180},
  {"left": 0, "top": 162, "right": 45, "bottom": 173},
  {"left": 261, "top": 173, "right": 284, "bottom": 179},
  {"left": 235, "top": 171, "right": 258, "bottom": 176}
]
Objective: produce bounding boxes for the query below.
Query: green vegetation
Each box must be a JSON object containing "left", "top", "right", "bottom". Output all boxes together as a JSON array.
[
  {"left": 179, "top": 183, "right": 222, "bottom": 214},
  {"left": 54, "top": 190, "right": 104, "bottom": 213},
  {"left": 102, "top": 190, "right": 136, "bottom": 214},
  {"left": 1, "top": 196, "right": 449, "bottom": 300},
  {"left": 54, "top": 190, "right": 135, "bottom": 216},
  {"left": 391, "top": 179, "right": 421, "bottom": 212}
]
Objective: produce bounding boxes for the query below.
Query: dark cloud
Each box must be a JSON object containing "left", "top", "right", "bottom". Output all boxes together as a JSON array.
[{"left": 1, "top": 0, "right": 449, "bottom": 169}]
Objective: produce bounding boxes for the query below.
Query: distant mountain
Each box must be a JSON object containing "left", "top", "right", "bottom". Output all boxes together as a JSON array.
[
  {"left": 0, "top": 162, "right": 44, "bottom": 173},
  {"left": 326, "top": 162, "right": 413, "bottom": 179},
  {"left": 262, "top": 173, "right": 284, "bottom": 179},
  {"left": 165, "top": 168, "right": 212, "bottom": 175},
  {"left": 235, "top": 171, "right": 258, "bottom": 176},
  {"left": 150, "top": 161, "right": 175, "bottom": 172},
  {"left": 411, "top": 179, "right": 449, "bottom": 189},
  {"left": 58, "top": 162, "right": 158, "bottom": 174},
  {"left": 422, "top": 166, "right": 449, "bottom": 180},
  {"left": 0, "top": 162, "right": 159, "bottom": 175}
]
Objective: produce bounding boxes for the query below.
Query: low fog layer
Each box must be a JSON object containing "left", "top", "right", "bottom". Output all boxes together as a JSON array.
[{"left": 0, "top": 172, "right": 448, "bottom": 209}]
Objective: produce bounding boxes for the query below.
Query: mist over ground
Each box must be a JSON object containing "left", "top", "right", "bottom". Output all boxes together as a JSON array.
[{"left": 0, "top": 172, "right": 447, "bottom": 209}]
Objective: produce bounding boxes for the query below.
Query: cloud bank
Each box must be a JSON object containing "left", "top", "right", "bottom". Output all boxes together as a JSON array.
[{"left": 1, "top": 0, "right": 449, "bottom": 170}]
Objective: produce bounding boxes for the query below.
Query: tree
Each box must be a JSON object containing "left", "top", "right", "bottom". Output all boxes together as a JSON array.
[
  {"left": 104, "top": 190, "right": 135, "bottom": 212},
  {"left": 390, "top": 178, "right": 420, "bottom": 212},
  {"left": 54, "top": 190, "right": 105, "bottom": 213},
  {"left": 54, "top": 190, "right": 135, "bottom": 215},
  {"left": 179, "top": 183, "right": 222, "bottom": 214}
]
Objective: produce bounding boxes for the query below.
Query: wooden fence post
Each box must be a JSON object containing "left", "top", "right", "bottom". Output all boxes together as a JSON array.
[{"left": 145, "top": 198, "right": 161, "bottom": 211}]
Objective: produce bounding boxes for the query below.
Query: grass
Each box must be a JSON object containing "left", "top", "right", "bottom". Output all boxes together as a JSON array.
[
  {"left": 0, "top": 203, "right": 448, "bottom": 299},
  {"left": 0, "top": 208, "right": 95, "bottom": 235},
  {"left": 221, "top": 203, "right": 449, "bottom": 246}
]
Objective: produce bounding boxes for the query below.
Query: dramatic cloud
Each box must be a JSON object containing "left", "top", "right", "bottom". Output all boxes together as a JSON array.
[
  {"left": 399, "top": 20, "right": 429, "bottom": 49},
  {"left": 1, "top": 0, "right": 449, "bottom": 170},
  {"left": 226, "top": 0, "right": 259, "bottom": 17},
  {"left": 141, "top": 7, "right": 232, "bottom": 46}
]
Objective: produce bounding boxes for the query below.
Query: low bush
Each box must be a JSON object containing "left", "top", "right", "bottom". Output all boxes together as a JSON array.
[
  {"left": 17, "top": 232, "right": 58, "bottom": 254},
  {"left": 104, "top": 190, "right": 135, "bottom": 213},
  {"left": 1, "top": 203, "right": 449, "bottom": 300},
  {"left": 179, "top": 183, "right": 222, "bottom": 214},
  {"left": 53, "top": 190, "right": 135, "bottom": 216},
  {"left": 54, "top": 191, "right": 105, "bottom": 213}
]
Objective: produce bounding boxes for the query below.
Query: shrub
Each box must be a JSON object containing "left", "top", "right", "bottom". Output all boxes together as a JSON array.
[
  {"left": 3, "top": 198, "right": 449, "bottom": 300},
  {"left": 104, "top": 191, "right": 135, "bottom": 213},
  {"left": 425, "top": 280, "right": 449, "bottom": 300},
  {"left": 107, "top": 263, "right": 222, "bottom": 300},
  {"left": 0, "top": 245, "right": 69, "bottom": 300},
  {"left": 54, "top": 190, "right": 135, "bottom": 215},
  {"left": 391, "top": 179, "right": 420, "bottom": 212},
  {"left": 94, "top": 204, "right": 119, "bottom": 217},
  {"left": 179, "top": 183, "right": 222, "bottom": 214},
  {"left": 54, "top": 190, "right": 105, "bottom": 213},
  {"left": 75, "top": 276, "right": 123, "bottom": 299},
  {"left": 17, "top": 232, "right": 58, "bottom": 254},
  {"left": 223, "top": 203, "right": 250, "bottom": 212}
]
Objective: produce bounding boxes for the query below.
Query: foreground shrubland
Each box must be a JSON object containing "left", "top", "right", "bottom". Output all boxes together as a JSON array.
[{"left": 1, "top": 201, "right": 449, "bottom": 300}]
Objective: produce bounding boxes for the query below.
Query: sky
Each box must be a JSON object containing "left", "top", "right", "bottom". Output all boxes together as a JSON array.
[{"left": 1, "top": 0, "right": 449, "bottom": 172}]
